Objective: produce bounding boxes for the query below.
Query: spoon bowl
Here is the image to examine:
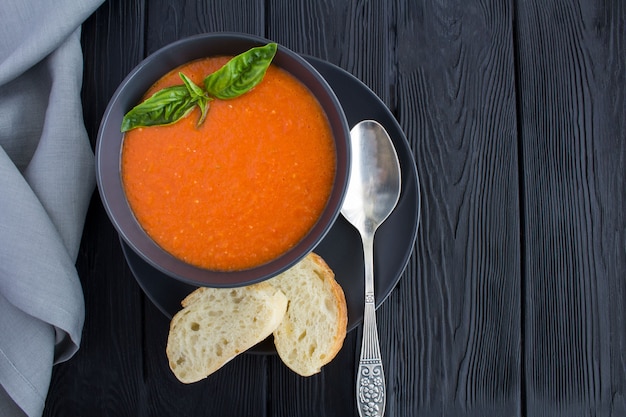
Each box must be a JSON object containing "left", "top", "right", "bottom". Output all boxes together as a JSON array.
[
  {"left": 341, "top": 121, "right": 401, "bottom": 234},
  {"left": 341, "top": 119, "right": 401, "bottom": 417}
]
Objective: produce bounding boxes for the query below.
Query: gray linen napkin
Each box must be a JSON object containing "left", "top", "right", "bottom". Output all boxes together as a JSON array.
[{"left": 0, "top": 0, "right": 104, "bottom": 415}]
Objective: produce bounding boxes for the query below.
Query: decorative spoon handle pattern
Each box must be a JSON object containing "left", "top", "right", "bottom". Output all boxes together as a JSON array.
[{"left": 356, "top": 301, "right": 386, "bottom": 417}]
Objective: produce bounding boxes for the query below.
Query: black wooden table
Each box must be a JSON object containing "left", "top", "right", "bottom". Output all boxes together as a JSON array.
[{"left": 43, "top": 0, "right": 626, "bottom": 416}]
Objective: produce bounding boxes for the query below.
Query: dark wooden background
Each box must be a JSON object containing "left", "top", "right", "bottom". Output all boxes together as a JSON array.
[{"left": 43, "top": 0, "right": 626, "bottom": 416}]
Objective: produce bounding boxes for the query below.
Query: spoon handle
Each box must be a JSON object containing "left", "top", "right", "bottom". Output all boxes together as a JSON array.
[{"left": 356, "top": 234, "right": 386, "bottom": 417}]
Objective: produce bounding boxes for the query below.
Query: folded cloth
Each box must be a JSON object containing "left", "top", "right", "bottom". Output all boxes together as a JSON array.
[{"left": 0, "top": 0, "right": 104, "bottom": 415}]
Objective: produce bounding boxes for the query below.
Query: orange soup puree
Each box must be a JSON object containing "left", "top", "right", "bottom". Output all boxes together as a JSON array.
[{"left": 121, "top": 57, "right": 336, "bottom": 271}]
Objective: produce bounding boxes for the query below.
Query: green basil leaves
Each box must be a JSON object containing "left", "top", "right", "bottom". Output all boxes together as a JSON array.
[
  {"left": 204, "top": 42, "right": 277, "bottom": 99},
  {"left": 120, "top": 76, "right": 203, "bottom": 132},
  {"left": 121, "top": 43, "right": 277, "bottom": 132}
]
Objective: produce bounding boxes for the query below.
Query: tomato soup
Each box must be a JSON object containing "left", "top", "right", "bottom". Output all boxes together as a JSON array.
[{"left": 121, "top": 57, "right": 336, "bottom": 271}]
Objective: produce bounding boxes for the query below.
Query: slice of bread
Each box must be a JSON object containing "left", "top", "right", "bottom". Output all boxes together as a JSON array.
[
  {"left": 166, "top": 282, "right": 288, "bottom": 383},
  {"left": 269, "top": 252, "right": 348, "bottom": 376}
]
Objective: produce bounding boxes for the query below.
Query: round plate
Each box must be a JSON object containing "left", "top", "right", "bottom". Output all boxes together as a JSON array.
[{"left": 121, "top": 56, "right": 421, "bottom": 354}]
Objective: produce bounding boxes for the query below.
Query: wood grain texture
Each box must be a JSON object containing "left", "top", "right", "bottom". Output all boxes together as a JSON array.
[
  {"left": 516, "top": 1, "right": 626, "bottom": 416},
  {"left": 145, "top": 0, "right": 265, "bottom": 54},
  {"left": 265, "top": 2, "right": 375, "bottom": 416},
  {"left": 45, "top": 0, "right": 148, "bottom": 415},
  {"left": 391, "top": 0, "right": 521, "bottom": 415},
  {"left": 268, "top": 0, "right": 394, "bottom": 106},
  {"left": 267, "top": 331, "right": 359, "bottom": 417},
  {"left": 140, "top": 1, "right": 272, "bottom": 416},
  {"left": 141, "top": 301, "right": 270, "bottom": 417},
  {"left": 44, "top": 201, "right": 146, "bottom": 416},
  {"left": 39, "top": 0, "right": 626, "bottom": 416},
  {"left": 46, "top": 1, "right": 273, "bottom": 416},
  {"left": 79, "top": 0, "right": 146, "bottom": 144}
]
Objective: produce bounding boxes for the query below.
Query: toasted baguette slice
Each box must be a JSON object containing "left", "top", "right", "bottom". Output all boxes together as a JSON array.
[
  {"left": 269, "top": 252, "right": 348, "bottom": 376},
  {"left": 166, "top": 282, "right": 288, "bottom": 383}
]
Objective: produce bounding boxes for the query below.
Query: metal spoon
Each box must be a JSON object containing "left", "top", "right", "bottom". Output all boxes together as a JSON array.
[{"left": 341, "top": 120, "right": 401, "bottom": 417}]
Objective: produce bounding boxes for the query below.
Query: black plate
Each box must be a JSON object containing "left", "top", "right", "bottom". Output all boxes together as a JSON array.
[{"left": 121, "top": 56, "right": 421, "bottom": 354}]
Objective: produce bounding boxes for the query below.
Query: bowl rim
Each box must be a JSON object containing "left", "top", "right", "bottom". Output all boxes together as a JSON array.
[{"left": 95, "top": 32, "right": 351, "bottom": 287}]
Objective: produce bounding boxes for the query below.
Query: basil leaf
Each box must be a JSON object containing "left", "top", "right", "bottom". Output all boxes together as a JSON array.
[
  {"left": 120, "top": 43, "right": 277, "bottom": 132},
  {"left": 204, "top": 43, "right": 277, "bottom": 99},
  {"left": 121, "top": 85, "right": 197, "bottom": 132},
  {"left": 179, "top": 72, "right": 211, "bottom": 126}
]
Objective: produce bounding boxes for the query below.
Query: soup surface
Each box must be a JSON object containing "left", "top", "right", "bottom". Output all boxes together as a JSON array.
[{"left": 121, "top": 57, "right": 336, "bottom": 271}]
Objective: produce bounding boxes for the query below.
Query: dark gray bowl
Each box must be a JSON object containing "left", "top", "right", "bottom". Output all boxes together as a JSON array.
[{"left": 95, "top": 32, "right": 350, "bottom": 287}]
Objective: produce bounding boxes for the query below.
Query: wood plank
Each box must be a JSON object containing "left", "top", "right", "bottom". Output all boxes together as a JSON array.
[
  {"left": 45, "top": 0, "right": 273, "bottom": 415},
  {"left": 267, "top": 0, "right": 394, "bottom": 105},
  {"left": 140, "top": 301, "right": 271, "bottom": 417},
  {"left": 138, "top": 1, "right": 271, "bottom": 415},
  {"left": 43, "top": 0, "right": 626, "bottom": 415},
  {"left": 80, "top": 0, "right": 148, "bottom": 145},
  {"left": 44, "top": 200, "right": 147, "bottom": 416},
  {"left": 391, "top": 0, "right": 522, "bottom": 415},
  {"left": 515, "top": 1, "right": 626, "bottom": 415},
  {"left": 266, "top": 1, "right": 406, "bottom": 416},
  {"left": 268, "top": 0, "right": 522, "bottom": 416},
  {"left": 44, "top": 0, "right": 149, "bottom": 414},
  {"left": 145, "top": 0, "right": 265, "bottom": 54},
  {"left": 267, "top": 332, "right": 359, "bottom": 417}
]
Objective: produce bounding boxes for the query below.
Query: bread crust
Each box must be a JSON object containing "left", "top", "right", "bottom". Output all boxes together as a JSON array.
[
  {"left": 165, "top": 252, "right": 347, "bottom": 382},
  {"left": 308, "top": 253, "right": 348, "bottom": 364},
  {"left": 270, "top": 252, "right": 348, "bottom": 376}
]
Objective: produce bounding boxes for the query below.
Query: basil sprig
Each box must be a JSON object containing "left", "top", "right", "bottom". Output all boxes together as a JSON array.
[{"left": 121, "top": 43, "right": 277, "bottom": 132}]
